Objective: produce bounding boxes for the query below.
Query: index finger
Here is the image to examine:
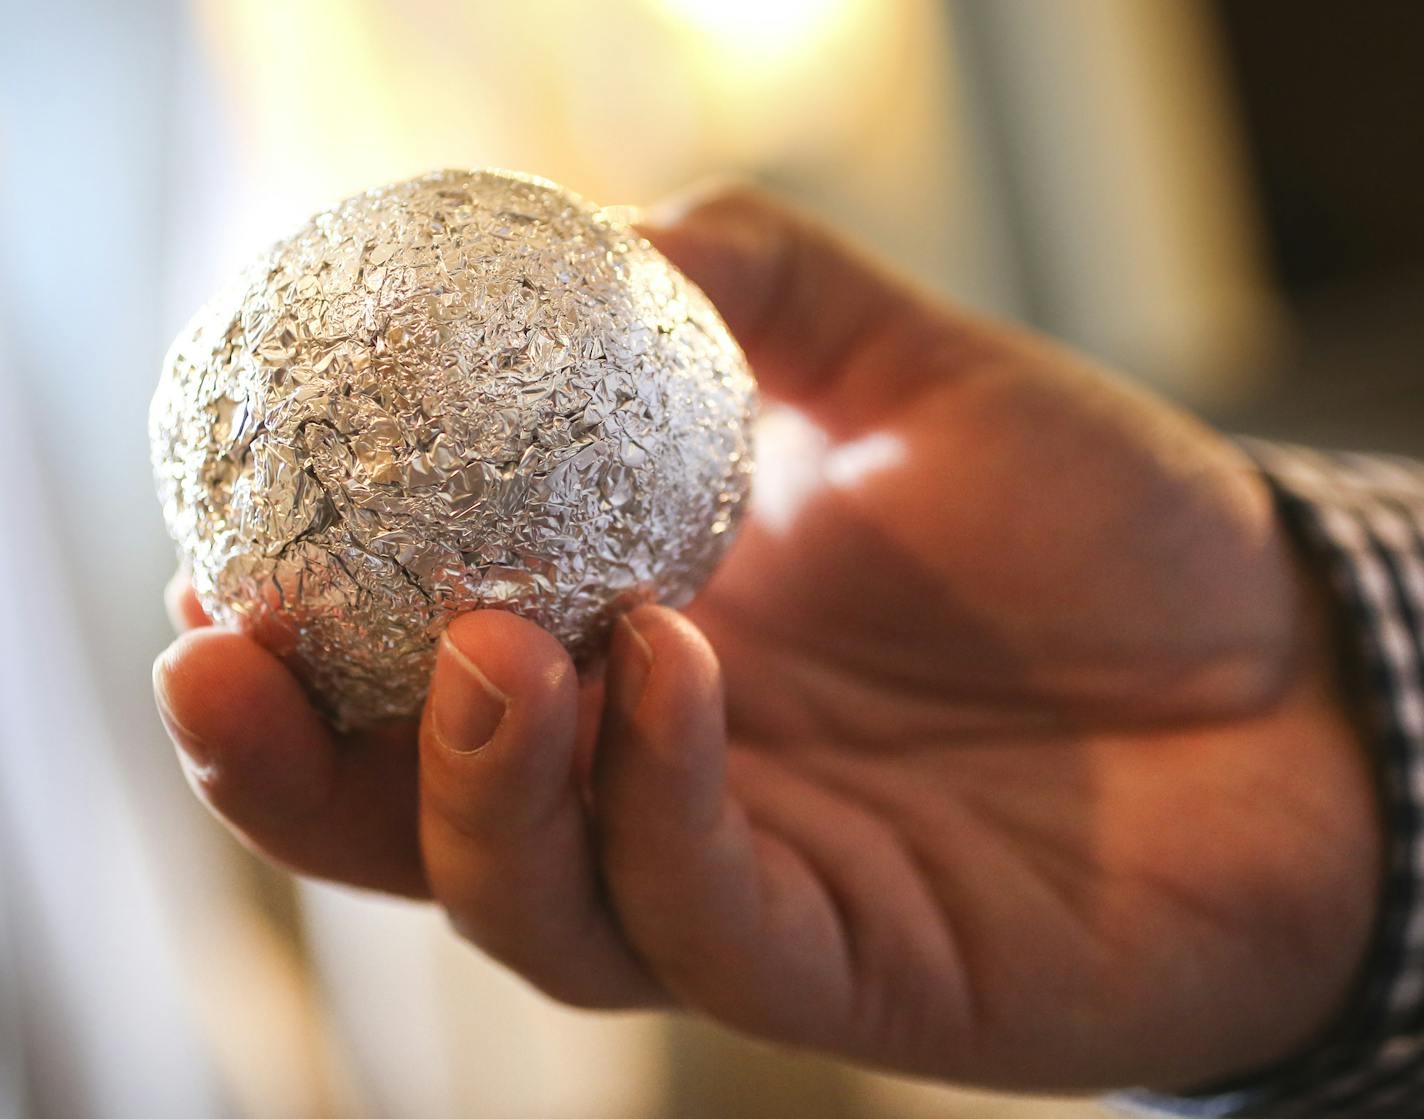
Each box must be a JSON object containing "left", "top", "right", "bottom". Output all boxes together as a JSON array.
[
  {"left": 154, "top": 627, "right": 429, "bottom": 897},
  {"left": 636, "top": 183, "right": 950, "bottom": 438}
]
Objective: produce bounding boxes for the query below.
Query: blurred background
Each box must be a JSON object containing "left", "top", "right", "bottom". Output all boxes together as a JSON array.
[{"left": 1, "top": 1, "right": 1421, "bottom": 1116}]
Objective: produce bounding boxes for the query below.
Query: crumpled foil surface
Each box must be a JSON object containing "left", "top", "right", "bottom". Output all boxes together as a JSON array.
[{"left": 151, "top": 169, "right": 756, "bottom": 728}]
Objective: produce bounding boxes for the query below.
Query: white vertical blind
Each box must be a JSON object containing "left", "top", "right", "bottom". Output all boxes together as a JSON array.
[{"left": 0, "top": 341, "right": 220, "bottom": 1118}]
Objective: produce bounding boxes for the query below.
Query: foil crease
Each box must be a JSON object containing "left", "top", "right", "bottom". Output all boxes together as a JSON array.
[{"left": 151, "top": 169, "right": 756, "bottom": 728}]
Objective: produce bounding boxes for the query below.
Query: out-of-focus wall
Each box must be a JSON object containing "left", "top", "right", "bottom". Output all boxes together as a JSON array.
[
  {"left": 175, "top": 0, "right": 984, "bottom": 306},
  {"left": 950, "top": 0, "right": 1282, "bottom": 406}
]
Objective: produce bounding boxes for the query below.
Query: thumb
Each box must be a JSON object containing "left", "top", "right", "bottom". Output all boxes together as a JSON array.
[{"left": 637, "top": 182, "right": 958, "bottom": 437}]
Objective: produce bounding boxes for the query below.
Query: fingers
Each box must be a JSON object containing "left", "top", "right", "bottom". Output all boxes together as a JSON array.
[
  {"left": 418, "top": 610, "right": 665, "bottom": 1008},
  {"left": 592, "top": 607, "right": 852, "bottom": 1038},
  {"left": 164, "top": 569, "right": 211, "bottom": 632},
  {"left": 154, "top": 628, "right": 428, "bottom": 896},
  {"left": 155, "top": 602, "right": 856, "bottom": 1036},
  {"left": 637, "top": 183, "right": 963, "bottom": 437}
]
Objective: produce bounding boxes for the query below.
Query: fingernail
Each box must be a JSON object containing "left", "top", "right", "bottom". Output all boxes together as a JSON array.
[
  {"left": 433, "top": 634, "right": 508, "bottom": 753},
  {"left": 152, "top": 654, "right": 211, "bottom": 768},
  {"left": 611, "top": 614, "right": 653, "bottom": 718}
]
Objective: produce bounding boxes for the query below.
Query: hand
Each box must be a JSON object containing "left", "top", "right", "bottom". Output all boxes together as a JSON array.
[{"left": 155, "top": 186, "right": 1380, "bottom": 1095}]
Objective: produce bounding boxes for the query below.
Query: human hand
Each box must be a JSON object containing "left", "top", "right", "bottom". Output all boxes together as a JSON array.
[{"left": 155, "top": 186, "right": 1380, "bottom": 1095}]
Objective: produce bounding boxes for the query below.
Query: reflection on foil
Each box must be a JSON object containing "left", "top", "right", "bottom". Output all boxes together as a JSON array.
[{"left": 151, "top": 169, "right": 756, "bottom": 728}]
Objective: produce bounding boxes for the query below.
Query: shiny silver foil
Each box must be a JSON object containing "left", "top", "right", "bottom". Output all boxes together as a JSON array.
[{"left": 151, "top": 169, "right": 756, "bottom": 727}]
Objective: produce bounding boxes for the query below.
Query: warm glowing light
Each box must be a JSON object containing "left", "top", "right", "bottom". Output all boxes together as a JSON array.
[{"left": 654, "top": 0, "right": 858, "bottom": 59}]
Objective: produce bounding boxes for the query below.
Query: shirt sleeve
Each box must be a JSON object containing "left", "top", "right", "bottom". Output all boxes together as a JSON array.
[{"left": 1114, "top": 442, "right": 1424, "bottom": 1118}]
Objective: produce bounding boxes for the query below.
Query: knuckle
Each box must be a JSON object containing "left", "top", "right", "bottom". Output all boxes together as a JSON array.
[{"left": 704, "top": 180, "right": 779, "bottom": 220}]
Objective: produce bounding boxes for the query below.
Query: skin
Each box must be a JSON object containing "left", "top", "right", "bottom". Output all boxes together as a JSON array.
[{"left": 154, "top": 186, "right": 1382, "bottom": 1096}]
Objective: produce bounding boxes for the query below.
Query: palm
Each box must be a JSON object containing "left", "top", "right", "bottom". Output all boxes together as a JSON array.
[{"left": 681, "top": 358, "right": 1369, "bottom": 1089}]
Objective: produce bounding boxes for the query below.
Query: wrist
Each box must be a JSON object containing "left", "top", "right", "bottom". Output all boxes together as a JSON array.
[{"left": 1128, "top": 439, "right": 1423, "bottom": 1114}]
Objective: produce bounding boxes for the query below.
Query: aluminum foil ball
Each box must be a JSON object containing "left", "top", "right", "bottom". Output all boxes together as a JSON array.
[{"left": 151, "top": 169, "right": 756, "bottom": 728}]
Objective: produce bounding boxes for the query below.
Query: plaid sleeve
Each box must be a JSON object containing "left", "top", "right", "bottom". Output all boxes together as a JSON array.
[{"left": 1115, "top": 442, "right": 1424, "bottom": 1118}]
